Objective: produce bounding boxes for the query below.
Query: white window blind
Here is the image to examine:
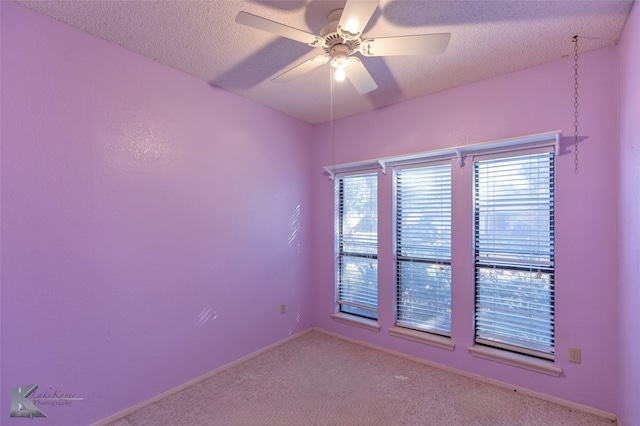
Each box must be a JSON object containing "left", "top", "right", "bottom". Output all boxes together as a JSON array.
[
  {"left": 336, "top": 173, "right": 378, "bottom": 320},
  {"left": 396, "top": 164, "right": 452, "bottom": 335},
  {"left": 474, "top": 152, "right": 555, "bottom": 359}
]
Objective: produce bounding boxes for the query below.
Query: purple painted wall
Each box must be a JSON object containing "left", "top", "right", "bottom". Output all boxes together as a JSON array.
[
  {"left": 311, "top": 47, "right": 620, "bottom": 412},
  {"left": 1, "top": 3, "right": 312, "bottom": 425},
  {"left": 618, "top": 2, "right": 640, "bottom": 425},
  {"left": 1, "top": 0, "right": 634, "bottom": 423}
]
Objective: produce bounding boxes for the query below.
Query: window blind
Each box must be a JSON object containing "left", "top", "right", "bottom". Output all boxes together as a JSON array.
[
  {"left": 336, "top": 173, "right": 378, "bottom": 320},
  {"left": 474, "top": 152, "right": 555, "bottom": 358},
  {"left": 396, "top": 164, "right": 452, "bottom": 335}
]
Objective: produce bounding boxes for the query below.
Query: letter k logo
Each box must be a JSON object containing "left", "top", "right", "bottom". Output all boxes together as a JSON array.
[{"left": 10, "top": 384, "right": 48, "bottom": 418}]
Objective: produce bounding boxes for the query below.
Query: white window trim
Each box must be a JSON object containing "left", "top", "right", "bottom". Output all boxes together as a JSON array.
[
  {"left": 389, "top": 326, "right": 455, "bottom": 351},
  {"left": 324, "top": 131, "right": 561, "bottom": 179},
  {"left": 472, "top": 151, "right": 556, "bottom": 360},
  {"left": 468, "top": 345, "right": 562, "bottom": 377},
  {"left": 394, "top": 162, "right": 453, "bottom": 336},
  {"left": 331, "top": 313, "right": 381, "bottom": 332},
  {"left": 334, "top": 170, "right": 379, "bottom": 322}
]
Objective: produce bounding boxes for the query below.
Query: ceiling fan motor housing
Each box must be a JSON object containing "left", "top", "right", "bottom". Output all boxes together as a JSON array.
[
  {"left": 321, "top": 9, "right": 360, "bottom": 57},
  {"left": 320, "top": 9, "right": 343, "bottom": 37}
]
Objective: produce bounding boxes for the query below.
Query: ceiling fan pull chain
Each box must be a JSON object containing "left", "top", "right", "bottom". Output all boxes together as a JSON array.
[
  {"left": 573, "top": 35, "right": 580, "bottom": 175},
  {"left": 330, "top": 65, "right": 336, "bottom": 166}
]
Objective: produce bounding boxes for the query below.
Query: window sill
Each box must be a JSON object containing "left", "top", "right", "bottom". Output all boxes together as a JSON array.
[
  {"left": 331, "top": 313, "right": 381, "bottom": 332},
  {"left": 389, "top": 326, "right": 455, "bottom": 350},
  {"left": 468, "top": 345, "right": 562, "bottom": 377}
]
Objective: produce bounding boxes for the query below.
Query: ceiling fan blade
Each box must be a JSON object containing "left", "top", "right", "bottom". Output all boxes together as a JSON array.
[
  {"left": 339, "top": 0, "right": 379, "bottom": 37},
  {"left": 272, "top": 55, "right": 328, "bottom": 84},
  {"left": 360, "top": 33, "right": 451, "bottom": 57},
  {"left": 236, "top": 11, "right": 324, "bottom": 46},
  {"left": 344, "top": 58, "right": 378, "bottom": 95}
]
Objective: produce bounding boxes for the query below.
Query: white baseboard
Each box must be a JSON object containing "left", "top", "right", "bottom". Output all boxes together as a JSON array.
[
  {"left": 91, "top": 328, "right": 313, "bottom": 426},
  {"left": 313, "top": 327, "right": 618, "bottom": 423}
]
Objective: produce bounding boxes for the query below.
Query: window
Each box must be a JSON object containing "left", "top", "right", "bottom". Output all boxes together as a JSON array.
[
  {"left": 327, "top": 132, "right": 560, "bottom": 366},
  {"left": 395, "top": 164, "right": 452, "bottom": 335},
  {"left": 336, "top": 172, "right": 378, "bottom": 320},
  {"left": 474, "top": 151, "right": 555, "bottom": 359}
]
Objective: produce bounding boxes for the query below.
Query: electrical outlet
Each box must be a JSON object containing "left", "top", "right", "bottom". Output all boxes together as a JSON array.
[
  {"left": 568, "top": 347, "right": 581, "bottom": 364},
  {"left": 280, "top": 304, "right": 286, "bottom": 315}
]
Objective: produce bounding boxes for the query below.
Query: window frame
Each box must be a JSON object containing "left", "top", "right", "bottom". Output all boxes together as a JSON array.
[
  {"left": 472, "top": 148, "right": 556, "bottom": 360},
  {"left": 334, "top": 170, "right": 379, "bottom": 321},
  {"left": 325, "top": 132, "right": 562, "bottom": 371},
  {"left": 393, "top": 161, "right": 453, "bottom": 337}
]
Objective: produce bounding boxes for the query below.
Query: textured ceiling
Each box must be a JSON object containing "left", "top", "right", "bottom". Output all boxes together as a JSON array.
[{"left": 14, "top": 0, "right": 634, "bottom": 125}]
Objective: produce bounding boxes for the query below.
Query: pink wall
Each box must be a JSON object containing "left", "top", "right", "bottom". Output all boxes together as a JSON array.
[
  {"left": 0, "top": 3, "right": 312, "bottom": 425},
  {"left": 618, "top": 1, "right": 640, "bottom": 425},
  {"left": 2, "top": 1, "right": 632, "bottom": 423},
  {"left": 311, "top": 46, "right": 620, "bottom": 412}
]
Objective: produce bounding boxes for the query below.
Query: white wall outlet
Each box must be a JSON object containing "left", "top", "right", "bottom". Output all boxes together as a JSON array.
[
  {"left": 568, "top": 347, "right": 582, "bottom": 364},
  {"left": 280, "top": 304, "right": 286, "bottom": 315}
]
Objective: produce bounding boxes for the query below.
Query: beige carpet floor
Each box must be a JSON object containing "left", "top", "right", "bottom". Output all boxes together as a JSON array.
[{"left": 107, "top": 330, "right": 615, "bottom": 426}]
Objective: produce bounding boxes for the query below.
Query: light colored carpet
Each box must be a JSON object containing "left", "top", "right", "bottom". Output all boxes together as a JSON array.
[{"left": 107, "top": 330, "right": 615, "bottom": 426}]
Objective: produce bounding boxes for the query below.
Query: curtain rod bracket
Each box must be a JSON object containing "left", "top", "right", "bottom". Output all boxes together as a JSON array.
[
  {"left": 454, "top": 149, "right": 464, "bottom": 167},
  {"left": 324, "top": 166, "right": 336, "bottom": 180},
  {"left": 377, "top": 160, "right": 387, "bottom": 175}
]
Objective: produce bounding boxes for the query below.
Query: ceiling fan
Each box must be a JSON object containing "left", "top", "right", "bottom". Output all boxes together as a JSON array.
[{"left": 236, "top": 0, "right": 451, "bottom": 95}]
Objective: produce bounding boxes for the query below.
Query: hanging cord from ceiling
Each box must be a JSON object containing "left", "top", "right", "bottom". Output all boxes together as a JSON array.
[
  {"left": 573, "top": 35, "right": 580, "bottom": 175},
  {"left": 330, "top": 65, "right": 336, "bottom": 167}
]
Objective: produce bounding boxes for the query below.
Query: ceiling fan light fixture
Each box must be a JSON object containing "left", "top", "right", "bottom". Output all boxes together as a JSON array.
[
  {"left": 331, "top": 54, "right": 350, "bottom": 69},
  {"left": 330, "top": 45, "right": 351, "bottom": 68},
  {"left": 330, "top": 46, "right": 350, "bottom": 82}
]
